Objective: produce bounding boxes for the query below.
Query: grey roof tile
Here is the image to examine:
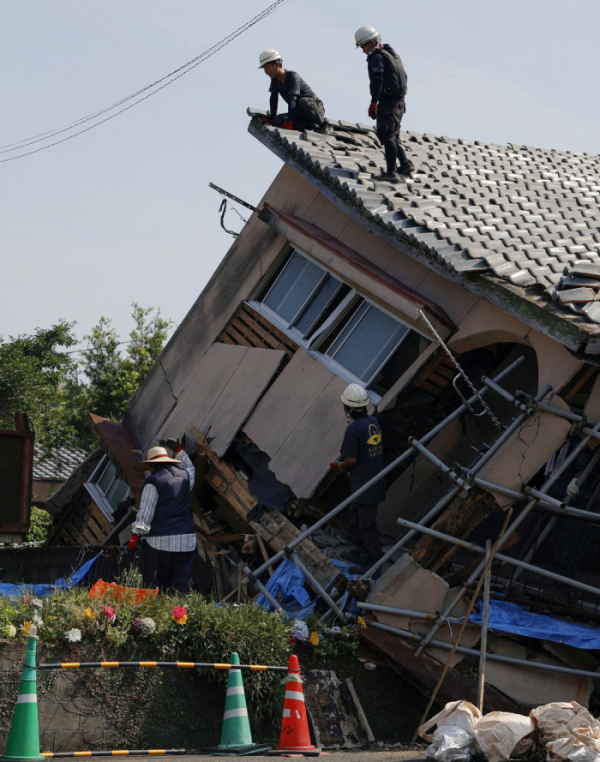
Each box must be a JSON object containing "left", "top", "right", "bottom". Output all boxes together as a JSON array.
[{"left": 249, "top": 113, "right": 600, "bottom": 323}]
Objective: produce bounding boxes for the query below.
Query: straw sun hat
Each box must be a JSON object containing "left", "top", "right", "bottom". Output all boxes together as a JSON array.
[{"left": 133, "top": 446, "right": 181, "bottom": 472}]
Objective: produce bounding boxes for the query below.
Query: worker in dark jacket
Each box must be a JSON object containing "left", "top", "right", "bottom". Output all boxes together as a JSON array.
[
  {"left": 131, "top": 439, "right": 196, "bottom": 594},
  {"left": 259, "top": 48, "right": 327, "bottom": 133},
  {"left": 332, "top": 384, "right": 386, "bottom": 566},
  {"left": 355, "top": 25, "right": 414, "bottom": 182}
]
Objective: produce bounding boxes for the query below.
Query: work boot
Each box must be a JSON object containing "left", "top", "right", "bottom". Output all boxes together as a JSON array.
[
  {"left": 397, "top": 160, "right": 415, "bottom": 177},
  {"left": 373, "top": 170, "right": 401, "bottom": 183}
]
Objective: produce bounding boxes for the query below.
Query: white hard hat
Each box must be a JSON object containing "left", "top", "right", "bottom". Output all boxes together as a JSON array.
[
  {"left": 341, "top": 383, "right": 369, "bottom": 408},
  {"left": 258, "top": 49, "right": 282, "bottom": 68},
  {"left": 355, "top": 25, "right": 380, "bottom": 48}
]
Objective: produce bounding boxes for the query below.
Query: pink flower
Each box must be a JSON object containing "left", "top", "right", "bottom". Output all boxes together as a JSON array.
[
  {"left": 103, "top": 605, "right": 116, "bottom": 623},
  {"left": 289, "top": 635, "right": 297, "bottom": 646},
  {"left": 172, "top": 606, "right": 187, "bottom": 623}
]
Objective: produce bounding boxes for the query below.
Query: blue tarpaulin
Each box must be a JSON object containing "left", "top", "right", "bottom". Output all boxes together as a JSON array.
[
  {"left": 469, "top": 599, "right": 600, "bottom": 650},
  {"left": 255, "top": 555, "right": 360, "bottom": 619},
  {"left": 0, "top": 554, "right": 99, "bottom": 598}
]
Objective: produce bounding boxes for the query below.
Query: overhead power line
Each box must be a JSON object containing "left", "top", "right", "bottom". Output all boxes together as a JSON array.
[{"left": 0, "top": 0, "right": 289, "bottom": 163}]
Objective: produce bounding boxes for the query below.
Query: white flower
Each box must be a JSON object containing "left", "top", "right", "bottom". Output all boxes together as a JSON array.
[
  {"left": 66, "top": 628, "right": 82, "bottom": 643},
  {"left": 31, "top": 599, "right": 43, "bottom": 610},
  {"left": 291, "top": 619, "right": 309, "bottom": 642},
  {"left": 140, "top": 617, "right": 156, "bottom": 635},
  {"left": 33, "top": 614, "right": 44, "bottom": 629},
  {"left": 2, "top": 624, "right": 16, "bottom": 638},
  {"left": 329, "top": 626, "right": 342, "bottom": 635}
]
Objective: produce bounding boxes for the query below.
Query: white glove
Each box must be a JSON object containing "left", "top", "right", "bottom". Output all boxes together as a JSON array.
[{"left": 566, "top": 478, "right": 579, "bottom": 497}]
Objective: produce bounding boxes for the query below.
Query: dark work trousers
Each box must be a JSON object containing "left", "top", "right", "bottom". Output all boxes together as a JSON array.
[
  {"left": 273, "top": 97, "right": 326, "bottom": 132},
  {"left": 138, "top": 542, "right": 196, "bottom": 594},
  {"left": 376, "top": 99, "right": 409, "bottom": 174},
  {"left": 348, "top": 502, "right": 382, "bottom": 561}
]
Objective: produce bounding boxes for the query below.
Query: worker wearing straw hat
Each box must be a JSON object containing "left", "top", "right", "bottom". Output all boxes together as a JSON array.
[{"left": 131, "top": 438, "right": 196, "bottom": 594}]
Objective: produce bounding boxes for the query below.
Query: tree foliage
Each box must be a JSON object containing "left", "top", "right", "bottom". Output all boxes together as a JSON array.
[
  {"left": 0, "top": 305, "right": 172, "bottom": 455},
  {"left": 68, "top": 304, "right": 172, "bottom": 449},
  {"left": 0, "top": 320, "right": 78, "bottom": 452}
]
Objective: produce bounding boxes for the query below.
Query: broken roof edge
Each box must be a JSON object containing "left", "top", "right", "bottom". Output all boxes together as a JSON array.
[{"left": 248, "top": 116, "right": 600, "bottom": 355}]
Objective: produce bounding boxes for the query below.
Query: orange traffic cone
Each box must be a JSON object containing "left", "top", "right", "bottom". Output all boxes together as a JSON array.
[{"left": 274, "top": 655, "right": 317, "bottom": 754}]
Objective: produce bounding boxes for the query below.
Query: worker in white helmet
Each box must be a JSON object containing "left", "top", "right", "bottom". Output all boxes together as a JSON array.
[
  {"left": 331, "top": 384, "right": 385, "bottom": 566},
  {"left": 354, "top": 26, "right": 414, "bottom": 182},
  {"left": 258, "top": 49, "right": 327, "bottom": 133}
]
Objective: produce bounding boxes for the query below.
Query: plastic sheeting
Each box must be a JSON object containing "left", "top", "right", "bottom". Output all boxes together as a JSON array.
[
  {"left": 0, "top": 554, "right": 99, "bottom": 598},
  {"left": 469, "top": 600, "right": 600, "bottom": 650},
  {"left": 254, "top": 556, "right": 359, "bottom": 619}
]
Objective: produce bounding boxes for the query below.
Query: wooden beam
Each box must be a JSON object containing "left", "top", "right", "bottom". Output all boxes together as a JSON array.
[{"left": 190, "top": 426, "right": 340, "bottom": 588}]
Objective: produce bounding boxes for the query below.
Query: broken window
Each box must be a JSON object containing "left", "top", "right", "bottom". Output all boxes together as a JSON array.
[
  {"left": 84, "top": 455, "right": 130, "bottom": 521},
  {"left": 250, "top": 247, "right": 431, "bottom": 398}
]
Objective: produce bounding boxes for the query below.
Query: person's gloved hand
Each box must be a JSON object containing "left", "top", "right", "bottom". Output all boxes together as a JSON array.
[
  {"left": 281, "top": 120, "right": 294, "bottom": 130},
  {"left": 128, "top": 534, "right": 139, "bottom": 551},
  {"left": 159, "top": 437, "right": 181, "bottom": 452},
  {"left": 567, "top": 478, "right": 579, "bottom": 497},
  {"left": 368, "top": 103, "right": 377, "bottom": 119},
  {"left": 330, "top": 462, "right": 340, "bottom": 469}
]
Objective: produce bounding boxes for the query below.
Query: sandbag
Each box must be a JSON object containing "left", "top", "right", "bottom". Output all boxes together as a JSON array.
[
  {"left": 474, "top": 711, "right": 535, "bottom": 762},
  {"left": 530, "top": 702, "right": 599, "bottom": 746}
]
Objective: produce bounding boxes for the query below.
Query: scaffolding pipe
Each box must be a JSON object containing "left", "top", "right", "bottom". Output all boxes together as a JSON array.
[
  {"left": 486, "top": 382, "right": 600, "bottom": 441},
  {"left": 508, "top": 443, "right": 600, "bottom": 589},
  {"left": 473, "top": 478, "right": 565, "bottom": 510},
  {"left": 356, "top": 602, "right": 465, "bottom": 626},
  {"left": 248, "top": 356, "right": 526, "bottom": 582},
  {"left": 361, "top": 382, "right": 552, "bottom": 580},
  {"left": 408, "top": 438, "right": 470, "bottom": 489},
  {"left": 414, "top": 419, "right": 600, "bottom": 655},
  {"left": 285, "top": 552, "right": 346, "bottom": 621},
  {"left": 395, "top": 516, "right": 600, "bottom": 598},
  {"left": 370, "top": 621, "right": 600, "bottom": 682}
]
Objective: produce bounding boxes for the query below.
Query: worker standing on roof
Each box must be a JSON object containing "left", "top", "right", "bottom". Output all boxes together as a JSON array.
[
  {"left": 259, "top": 49, "right": 327, "bottom": 133},
  {"left": 355, "top": 25, "right": 413, "bottom": 182},
  {"left": 130, "top": 437, "right": 196, "bottom": 594},
  {"left": 332, "top": 384, "right": 386, "bottom": 567}
]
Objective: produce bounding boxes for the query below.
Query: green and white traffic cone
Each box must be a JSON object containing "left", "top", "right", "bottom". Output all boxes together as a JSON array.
[
  {"left": 208, "top": 653, "right": 271, "bottom": 756},
  {"left": 1, "top": 625, "right": 44, "bottom": 762}
]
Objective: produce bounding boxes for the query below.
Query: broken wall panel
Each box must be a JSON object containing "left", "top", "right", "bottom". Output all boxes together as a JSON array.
[
  {"left": 154, "top": 343, "right": 285, "bottom": 457},
  {"left": 476, "top": 399, "right": 572, "bottom": 507},
  {"left": 244, "top": 350, "right": 348, "bottom": 498},
  {"left": 89, "top": 415, "right": 145, "bottom": 504},
  {"left": 123, "top": 166, "right": 319, "bottom": 449}
]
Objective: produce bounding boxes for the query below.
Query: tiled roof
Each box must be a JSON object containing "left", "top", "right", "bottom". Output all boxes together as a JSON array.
[
  {"left": 33, "top": 445, "right": 88, "bottom": 481},
  {"left": 248, "top": 109, "right": 600, "bottom": 351}
]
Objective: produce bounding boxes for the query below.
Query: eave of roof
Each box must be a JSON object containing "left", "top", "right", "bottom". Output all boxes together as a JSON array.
[{"left": 248, "top": 113, "right": 600, "bottom": 355}]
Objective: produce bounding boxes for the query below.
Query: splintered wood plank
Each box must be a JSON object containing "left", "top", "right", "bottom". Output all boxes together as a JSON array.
[{"left": 190, "top": 427, "right": 339, "bottom": 588}]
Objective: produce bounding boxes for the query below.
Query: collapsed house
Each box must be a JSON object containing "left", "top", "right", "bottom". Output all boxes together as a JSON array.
[{"left": 48, "top": 109, "right": 600, "bottom": 713}]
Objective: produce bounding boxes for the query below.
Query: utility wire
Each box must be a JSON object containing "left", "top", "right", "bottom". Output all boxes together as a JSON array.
[{"left": 0, "top": 0, "right": 289, "bottom": 163}]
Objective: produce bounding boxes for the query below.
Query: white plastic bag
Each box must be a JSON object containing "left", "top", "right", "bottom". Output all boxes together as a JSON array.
[
  {"left": 419, "top": 701, "right": 483, "bottom": 762},
  {"left": 546, "top": 725, "right": 600, "bottom": 762},
  {"left": 425, "top": 727, "right": 480, "bottom": 762},
  {"left": 474, "top": 711, "right": 535, "bottom": 762}
]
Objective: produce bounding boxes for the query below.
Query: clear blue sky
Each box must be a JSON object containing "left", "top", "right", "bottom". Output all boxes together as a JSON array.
[{"left": 2, "top": 0, "right": 599, "bottom": 347}]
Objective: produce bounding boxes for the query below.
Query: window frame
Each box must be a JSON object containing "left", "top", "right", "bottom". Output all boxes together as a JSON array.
[
  {"left": 247, "top": 246, "right": 430, "bottom": 400},
  {"left": 84, "top": 455, "right": 130, "bottom": 522}
]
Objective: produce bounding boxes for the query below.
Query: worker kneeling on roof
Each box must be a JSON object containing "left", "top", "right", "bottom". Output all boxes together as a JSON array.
[
  {"left": 259, "top": 48, "right": 327, "bottom": 133},
  {"left": 332, "top": 384, "right": 386, "bottom": 568},
  {"left": 355, "top": 25, "right": 413, "bottom": 182},
  {"left": 130, "top": 437, "right": 196, "bottom": 594}
]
